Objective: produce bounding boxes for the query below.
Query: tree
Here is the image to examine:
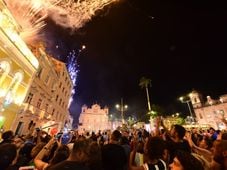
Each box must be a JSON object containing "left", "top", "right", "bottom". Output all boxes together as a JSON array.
[{"left": 139, "top": 77, "right": 152, "bottom": 113}]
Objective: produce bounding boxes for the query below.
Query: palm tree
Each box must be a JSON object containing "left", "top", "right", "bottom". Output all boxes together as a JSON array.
[{"left": 139, "top": 77, "right": 151, "bottom": 113}]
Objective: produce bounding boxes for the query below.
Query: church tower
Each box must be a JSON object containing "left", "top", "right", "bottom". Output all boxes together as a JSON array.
[{"left": 189, "top": 90, "right": 203, "bottom": 108}]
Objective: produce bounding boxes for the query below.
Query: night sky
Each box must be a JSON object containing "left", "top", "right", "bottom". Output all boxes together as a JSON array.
[{"left": 45, "top": 1, "right": 227, "bottom": 124}]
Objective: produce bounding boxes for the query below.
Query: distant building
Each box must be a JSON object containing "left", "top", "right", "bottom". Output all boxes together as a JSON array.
[
  {"left": 12, "top": 43, "right": 73, "bottom": 135},
  {"left": 189, "top": 90, "right": 227, "bottom": 130},
  {"left": 78, "top": 104, "right": 110, "bottom": 133}
]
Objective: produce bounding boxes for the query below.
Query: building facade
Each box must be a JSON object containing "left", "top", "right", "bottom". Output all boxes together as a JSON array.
[
  {"left": 78, "top": 104, "right": 110, "bottom": 133},
  {"left": 12, "top": 44, "right": 73, "bottom": 135},
  {"left": 189, "top": 90, "right": 227, "bottom": 130},
  {"left": 0, "top": 1, "right": 39, "bottom": 130}
]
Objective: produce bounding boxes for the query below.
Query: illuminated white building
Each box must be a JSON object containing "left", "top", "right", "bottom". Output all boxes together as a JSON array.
[
  {"left": 12, "top": 43, "right": 73, "bottom": 135},
  {"left": 78, "top": 104, "right": 110, "bottom": 133},
  {"left": 189, "top": 90, "right": 227, "bottom": 130},
  {"left": 0, "top": 1, "right": 39, "bottom": 131}
]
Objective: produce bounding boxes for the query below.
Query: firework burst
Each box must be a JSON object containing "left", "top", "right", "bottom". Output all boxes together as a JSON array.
[
  {"left": 4, "top": 0, "right": 50, "bottom": 43},
  {"left": 4, "top": 0, "right": 119, "bottom": 43},
  {"left": 49, "top": 0, "right": 119, "bottom": 29}
]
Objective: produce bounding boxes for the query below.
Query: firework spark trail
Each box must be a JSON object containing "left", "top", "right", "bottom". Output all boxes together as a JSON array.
[
  {"left": 66, "top": 50, "right": 79, "bottom": 106},
  {"left": 5, "top": 0, "right": 119, "bottom": 43}
]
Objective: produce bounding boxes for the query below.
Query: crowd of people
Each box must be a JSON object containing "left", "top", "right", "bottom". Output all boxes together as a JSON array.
[{"left": 0, "top": 118, "right": 226, "bottom": 170}]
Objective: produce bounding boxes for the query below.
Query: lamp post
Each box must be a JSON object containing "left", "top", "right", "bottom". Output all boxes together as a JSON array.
[
  {"left": 115, "top": 98, "right": 128, "bottom": 124},
  {"left": 179, "top": 96, "right": 194, "bottom": 120}
]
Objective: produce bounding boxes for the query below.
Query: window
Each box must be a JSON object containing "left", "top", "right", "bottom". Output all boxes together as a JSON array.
[
  {"left": 37, "top": 99, "right": 42, "bottom": 108},
  {"left": 199, "top": 113, "right": 203, "bottom": 119},
  {"left": 59, "top": 82, "right": 62, "bottom": 88},
  {"left": 194, "top": 98, "right": 197, "bottom": 103},
  {"left": 26, "top": 93, "right": 33, "bottom": 103},
  {"left": 45, "top": 75, "right": 50, "bottom": 84},
  {"left": 45, "top": 103, "right": 49, "bottom": 111},
  {"left": 62, "top": 87, "right": 65, "bottom": 93},
  {"left": 56, "top": 95, "right": 59, "bottom": 101},
  {"left": 52, "top": 108, "right": 55, "bottom": 115}
]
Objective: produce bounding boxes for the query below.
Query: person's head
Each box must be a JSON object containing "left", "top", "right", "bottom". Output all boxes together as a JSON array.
[
  {"left": 209, "top": 127, "right": 216, "bottom": 134},
  {"left": 0, "top": 143, "right": 17, "bottom": 169},
  {"left": 191, "top": 127, "right": 197, "bottom": 134},
  {"left": 70, "top": 139, "right": 89, "bottom": 162},
  {"left": 19, "top": 142, "right": 34, "bottom": 159},
  {"left": 145, "top": 136, "right": 166, "bottom": 161},
  {"left": 87, "top": 141, "right": 102, "bottom": 170},
  {"left": 110, "top": 130, "right": 122, "bottom": 144},
  {"left": 198, "top": 136, "right": 212, "bottom": 150},
  {"left": 50, "top": 145, "right": 70, "bottom": 165},
  {"left": 120, "top": 136, "right": 129, "bottom": 145},
  {"left": 169, "top": 150, "right": 204, "bottom": 170},
  {"left": 211, "top": 140, "right": 227, "bottom": 168},
  {"left": 1, "top": 130, "right": 14, "bottom": 142},
  {"left": 171, "top": 125, "right": 186, "bottom": 139}
]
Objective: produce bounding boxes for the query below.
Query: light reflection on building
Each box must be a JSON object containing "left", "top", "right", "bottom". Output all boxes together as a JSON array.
[
  {"left": 0, "top": 0, "right": 38, "bottom": 130},
  {"left": 12, "top": 43, "right": 73, "bottom": 135}
]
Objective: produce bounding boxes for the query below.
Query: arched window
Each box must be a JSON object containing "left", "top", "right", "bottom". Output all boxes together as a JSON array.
[
  {"left": 194, "top": 98, "right": 197, "bottom": 103},
  {"left": 0, "top": 60, "right": 11, "bottom": 86},
  {"left": 4, "top": 71, "right": 23, "bottom": 105},
  {"left": 8, "top": 71, "right": 24, "bottom": 93},
  {"left": 0, "top": 60, "right": 10, "bottom": 74}
]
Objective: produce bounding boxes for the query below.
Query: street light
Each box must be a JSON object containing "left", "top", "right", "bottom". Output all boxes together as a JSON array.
[
  {"left": 115, "top": 98, "right": 128, "bottom": 124},
  {"left": 179, "top": 96, "right": 194, "bottom": 119}
]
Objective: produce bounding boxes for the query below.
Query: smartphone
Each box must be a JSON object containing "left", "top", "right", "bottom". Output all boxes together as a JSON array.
[
  {"left": 138, "top": 132, "right": 142, "bottom": 142},
  {"left": 55, "top": 132, "right": 63, "bottom": 140},
  {"left": 61, "top": 132, "right": 72, "bottom": 145},
  {"left": 138, "top": 136, "right": 142, "bottom": 142},
  {"left": 19, "top": 166, "right": 35, "bottom": 170}
]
